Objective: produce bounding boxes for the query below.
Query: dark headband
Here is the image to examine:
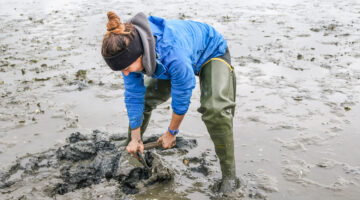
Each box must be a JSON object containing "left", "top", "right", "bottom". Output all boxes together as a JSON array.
[{"left": 103, "top": 30, "right": 143, "bottom": 71}]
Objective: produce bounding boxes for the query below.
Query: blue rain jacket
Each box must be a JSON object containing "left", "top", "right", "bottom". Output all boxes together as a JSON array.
[{"left": 124, "top": 15, "right": 227, "bottom": 129}]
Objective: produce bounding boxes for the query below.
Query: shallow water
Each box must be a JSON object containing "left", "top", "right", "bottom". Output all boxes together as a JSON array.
[{"left": 1, "top": 0, "right": 360, "bottom": 199}]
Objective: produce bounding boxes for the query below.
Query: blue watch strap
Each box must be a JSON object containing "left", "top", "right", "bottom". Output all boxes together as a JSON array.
[{"left": 168, "top": 127, "right": 179, "bottom": 135}]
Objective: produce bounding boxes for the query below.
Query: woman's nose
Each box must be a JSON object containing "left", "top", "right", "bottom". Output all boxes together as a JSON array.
[{"left": 123, "top": 71, "right": 129, "bottom": 76}]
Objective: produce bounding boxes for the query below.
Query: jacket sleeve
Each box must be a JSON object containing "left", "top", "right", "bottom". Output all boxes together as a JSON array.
[
  {"left": 122, "top": 72, "right": 146, "bottom": 129},
  {"left": 165, "top": 50, "right": 196, "bottom": 115}
]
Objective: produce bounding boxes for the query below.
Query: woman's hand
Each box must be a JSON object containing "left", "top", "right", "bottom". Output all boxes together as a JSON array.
[
  {"left": 126, "top": 139, "right": 144, "bottom": 156},
  {"left": 126, "top": 127, "right": 144, "bottom": 158},
  {"left": 158, "top": 131, "right": 176, "bottom": 149},
  {"left": 158, "top": 112, "right": 184, "bottom": 149}
]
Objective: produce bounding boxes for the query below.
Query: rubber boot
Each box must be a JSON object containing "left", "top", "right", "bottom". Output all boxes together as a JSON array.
[
  {"left": 126, "top": 77, "right": 171, "bottom": 144},
  {"left": 198, "top": 58, "right": 238, "bottom": 193}
]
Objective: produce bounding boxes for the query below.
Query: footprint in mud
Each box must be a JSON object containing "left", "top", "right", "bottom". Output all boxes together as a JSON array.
[
  {"left": 181, "top": 152, "right": 278, "bottom": 199},
  {"left": 281, "top": 158, "right": 360, "bottom": 191},
  {"left": 183, "top": 153, "right": 214, "bottom": 178},
  {"left": 208, "top": 172, "right": 278, "bottom": 200}
]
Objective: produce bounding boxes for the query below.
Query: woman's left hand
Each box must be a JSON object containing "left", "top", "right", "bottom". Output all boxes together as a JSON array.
[{"left": 158, "top": 131, "right": 176, "bottom": 149}]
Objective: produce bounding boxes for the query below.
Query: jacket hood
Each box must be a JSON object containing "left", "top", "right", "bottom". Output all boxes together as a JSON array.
[{"left": 130, "top": 12, "right": 156, "bottom": 76}]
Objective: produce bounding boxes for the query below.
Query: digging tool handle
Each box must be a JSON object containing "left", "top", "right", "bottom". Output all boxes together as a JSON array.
[{"left": 144, "top": 141, "right": 161, "bottom": 150}]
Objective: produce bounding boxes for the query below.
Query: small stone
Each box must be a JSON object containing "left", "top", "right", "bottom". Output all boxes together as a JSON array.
[{"left": 310, "top": 28, "right": 320, "bottom": 32}]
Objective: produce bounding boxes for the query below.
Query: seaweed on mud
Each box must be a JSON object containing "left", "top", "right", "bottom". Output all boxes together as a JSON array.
[{"left": 75, "top": 69, "right": 87, "bottom": 80}]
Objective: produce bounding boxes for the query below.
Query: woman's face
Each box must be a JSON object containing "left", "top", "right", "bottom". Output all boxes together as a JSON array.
[{"left": 122, "top": 55, "right": 144, "bottom": 76}]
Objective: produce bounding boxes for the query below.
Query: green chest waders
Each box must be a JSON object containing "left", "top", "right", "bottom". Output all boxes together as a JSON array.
[
  {"left": 126, "top": 50, "right": 237, "bottom": 191},
  {"left": 198, "top": 55, "right": 237, "bottom": 192}
]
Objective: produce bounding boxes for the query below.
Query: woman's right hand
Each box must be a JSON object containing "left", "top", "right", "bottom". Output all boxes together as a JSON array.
[
  {"left": 126, "top": 139, "right": 144, "bottom": 156},
  {"left": 126, "top": 127, "right": 144, "bottom": 158}
]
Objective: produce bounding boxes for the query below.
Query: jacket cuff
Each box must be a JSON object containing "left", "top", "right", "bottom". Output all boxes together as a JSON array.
[
  {"left": 129, "top": 116, "right": 143, "bottom": 130},
  {"left": 173, "top": 108, "right": 187, "bottom": 116}
]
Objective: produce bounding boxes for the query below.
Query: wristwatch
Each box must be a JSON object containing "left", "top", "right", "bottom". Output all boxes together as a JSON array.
[{"left": 168, "top": 127, "right": 179, "bottom": 136}]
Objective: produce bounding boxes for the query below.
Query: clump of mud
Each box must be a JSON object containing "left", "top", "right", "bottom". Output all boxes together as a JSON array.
[
  {"left": 0, "top": 130, "right": 196, "bottom": 198},
  {"left": 0, "top": 130, "right": 277, "bottom": 199},
  {"left": 53, "top": 130, "right": 122, "bottom": 195}
]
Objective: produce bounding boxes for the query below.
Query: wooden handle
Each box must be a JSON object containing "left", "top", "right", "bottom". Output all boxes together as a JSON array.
[{"left": 144, "top": 141, "right": 161, "bottom": 150}]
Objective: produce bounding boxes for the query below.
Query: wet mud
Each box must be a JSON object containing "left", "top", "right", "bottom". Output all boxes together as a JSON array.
[
  {"left": 0, "top": 130, "right": 279, "bottom": 199},
  {"left": 0, "top": 131, "right": 190, "bottom": 198}
]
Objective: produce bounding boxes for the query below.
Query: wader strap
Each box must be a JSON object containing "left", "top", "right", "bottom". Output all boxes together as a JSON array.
[{"left": 199, "top": 57, "right": 233, "bottom": 76}]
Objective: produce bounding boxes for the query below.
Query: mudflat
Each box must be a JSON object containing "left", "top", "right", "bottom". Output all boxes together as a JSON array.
[{"left": 0, "top": 0, "right": 359, "bottom": 199}]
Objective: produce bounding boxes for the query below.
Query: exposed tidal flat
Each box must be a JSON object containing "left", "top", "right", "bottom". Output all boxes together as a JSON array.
[{"left": 0, "top": 0, "right": 359, "bottom": 199}]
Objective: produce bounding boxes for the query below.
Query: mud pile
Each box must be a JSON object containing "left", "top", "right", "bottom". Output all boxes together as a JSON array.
[
  {"left": 0, "top": 131, "right": 280, "bottom": 199},
  {"left": 53, "top": 130, "right": 122, "bottom": 195},
  {"left": 0, "top": 130, "right": 196, "bottom": 198}
]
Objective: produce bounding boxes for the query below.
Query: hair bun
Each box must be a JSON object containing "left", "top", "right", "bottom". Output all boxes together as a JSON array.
[{"left": 107, "top": 11, "right": 122, "bottom": 32}]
